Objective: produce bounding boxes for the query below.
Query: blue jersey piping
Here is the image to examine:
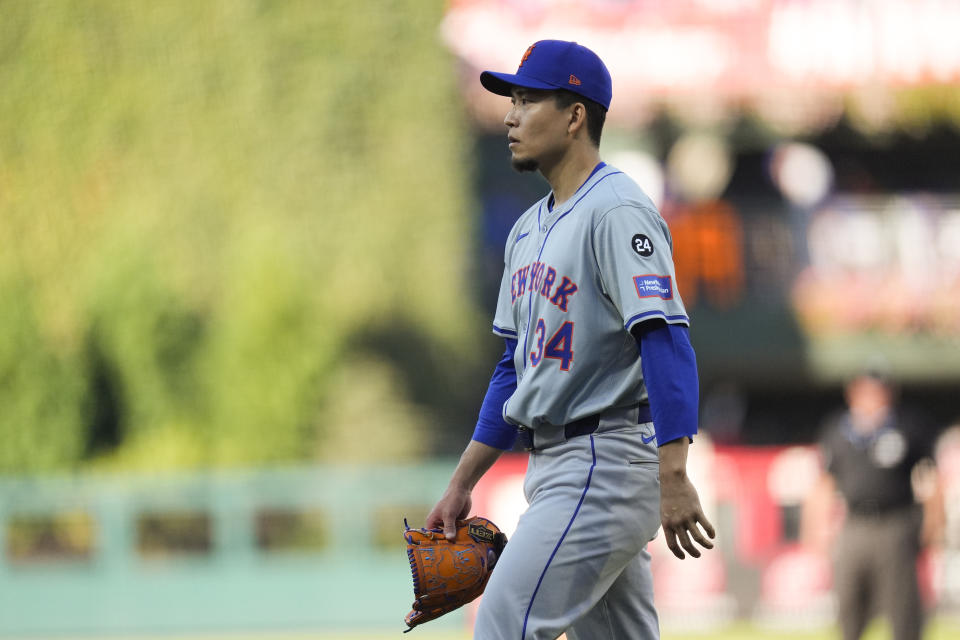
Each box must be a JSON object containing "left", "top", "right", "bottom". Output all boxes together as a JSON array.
[
  {"left": 493, "top": 324, "right": 518, "bottom": 337},
  {"left": 520, "top": 435, "right": 598, "bottom": 639},
  {"left": 624, "top": 310, "right": 689, "bottom": 329},
  {"left": 545, "top": 162, "right": 606, "bottom": 214},
  {"left": 522, "top": 167, "right": 622, "bottom": 368}
]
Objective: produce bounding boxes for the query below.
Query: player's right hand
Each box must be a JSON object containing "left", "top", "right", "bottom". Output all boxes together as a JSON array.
[{"left": 426, "top": 485, "right": 472, "bottom": 541}]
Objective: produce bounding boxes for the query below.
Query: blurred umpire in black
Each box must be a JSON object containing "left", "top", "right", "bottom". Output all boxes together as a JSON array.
[{"left": 804, "top": 368, "right": 945, "bottom": 640}]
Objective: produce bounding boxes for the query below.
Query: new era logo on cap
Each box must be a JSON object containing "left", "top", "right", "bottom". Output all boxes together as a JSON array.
[
  {"left": 520, "top": 44, "right": 536, "bottom": 68},
  {"left": 480, "top": 40, "right": 612, "bottom": 110}
]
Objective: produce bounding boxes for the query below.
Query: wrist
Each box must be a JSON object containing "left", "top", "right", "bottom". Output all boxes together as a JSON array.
[
  {"left": 659, "top": 466, "right": 687, "bottom": 481},
  {"left": 449, "top": 477, "right": 474, "bottom": 493},
  {"left": 658, "top": 438, "right": 689, "bottom": 479}
]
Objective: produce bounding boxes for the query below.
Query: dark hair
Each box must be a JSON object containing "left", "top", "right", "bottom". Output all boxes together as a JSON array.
[{"left": 553, "top": 89, "right": 607, "bottom": 147}]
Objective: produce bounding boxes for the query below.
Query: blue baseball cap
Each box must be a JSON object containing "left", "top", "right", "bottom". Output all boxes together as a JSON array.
[{"left": 480, "top": 40, "right": 612, "bottom": 110}]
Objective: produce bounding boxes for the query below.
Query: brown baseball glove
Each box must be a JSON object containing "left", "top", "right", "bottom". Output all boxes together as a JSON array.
[{"left": 403, "top": 516, "right": 508, "bottom": 632}]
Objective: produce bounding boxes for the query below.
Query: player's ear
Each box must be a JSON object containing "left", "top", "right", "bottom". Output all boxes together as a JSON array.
[{"left": 567, "top": 103, "right": 586, "bottom": 137}]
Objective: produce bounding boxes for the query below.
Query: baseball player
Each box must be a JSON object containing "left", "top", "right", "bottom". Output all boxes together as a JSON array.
[{"left": 426, "top": 40, "right": 714, "bottom": 639}]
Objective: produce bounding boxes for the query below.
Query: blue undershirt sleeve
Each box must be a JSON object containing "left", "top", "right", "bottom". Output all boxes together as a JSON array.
[
  {"left": 634, "top": 322, "right": 699, "bottom": 446},
  {"left": 471, "top": 338, "right": 519, "bottom": 450}
]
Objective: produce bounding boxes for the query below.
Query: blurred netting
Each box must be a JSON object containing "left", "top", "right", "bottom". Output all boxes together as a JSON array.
[{"left": 0, "top": 0, "right": 480, "bottom": 472}]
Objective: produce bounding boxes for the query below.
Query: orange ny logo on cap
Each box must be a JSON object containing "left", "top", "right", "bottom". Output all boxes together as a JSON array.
[
  {"left": 568, "top": 74, "right": 582, "bottom": 86},
  {"left": 519, "top": 44, "right": 536, "bottom": 68}
]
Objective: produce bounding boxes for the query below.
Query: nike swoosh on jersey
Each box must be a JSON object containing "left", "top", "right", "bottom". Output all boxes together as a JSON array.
[
  {"left": 515, "top": 231, "right": 530, "bottom": 243},
  {"left": 641, "top": 434, "right": 656, "bottom": 444}
]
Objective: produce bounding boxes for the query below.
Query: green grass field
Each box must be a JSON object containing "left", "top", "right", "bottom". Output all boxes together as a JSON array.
[
  {"left": 10, "top": 618, "right": 959, "bottom": 640},
  {"left": 307, "top": 618, "right": 960, "bottom": 640},
  {"left": 89, "top": 618, "right": 952, "bottom": 640}
]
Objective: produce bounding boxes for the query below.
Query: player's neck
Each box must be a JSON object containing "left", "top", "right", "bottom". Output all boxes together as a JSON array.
[{"left": 541, "top": 145, "right": 602, "bottom": 207}]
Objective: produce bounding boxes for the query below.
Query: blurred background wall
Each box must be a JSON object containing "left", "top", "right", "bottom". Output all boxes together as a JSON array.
[
  {"left": 1, "top": 0, "right": 959, "bottom": 637},
  {"left": 0, "top": 0, "right": 487, "bottom": 474}
]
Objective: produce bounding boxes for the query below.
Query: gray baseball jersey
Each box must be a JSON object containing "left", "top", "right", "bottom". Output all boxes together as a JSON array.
[
  {"left": 492, "top": 163, "right": 689, "bottom": 430},
  {"left": 475, "top": 162, "right": 687, "bottom": 639}
]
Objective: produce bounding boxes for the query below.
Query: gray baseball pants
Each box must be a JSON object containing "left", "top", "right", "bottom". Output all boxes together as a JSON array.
[{"left": 474, "top": 422, "right": 661, "bottom": 639}]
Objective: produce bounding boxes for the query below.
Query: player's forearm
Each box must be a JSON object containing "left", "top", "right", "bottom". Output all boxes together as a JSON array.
[
  {"left": 634, "top": 321, "right": 699, "bottom": 445},
  {"left": 658, "top": 437, "right": 689, "bottom": 481},
  {"left": 472, "top": 338, "right": 520, "bottom": 450},
  {"left": 450, "top": 439, "right": 504, "bottom": 491}
]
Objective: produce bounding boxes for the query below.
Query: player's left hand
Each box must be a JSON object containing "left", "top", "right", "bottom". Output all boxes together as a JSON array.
[
  {"left": 426, "top": 484, "right": 472, "bottom": 541},
  {"left": 659, "top": 471, "right": 715, "bottom": 560}
]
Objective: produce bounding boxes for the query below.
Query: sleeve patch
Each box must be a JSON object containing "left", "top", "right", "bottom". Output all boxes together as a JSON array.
[
  {"left": 633, "top": 274, "right": 673, "bottom": 300},
  {"left": 631, "top": 233, "right": 654, "bottom": 257}
]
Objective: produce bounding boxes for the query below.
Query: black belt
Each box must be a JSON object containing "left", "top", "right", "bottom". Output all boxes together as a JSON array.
[{"left": 517, "top": 405, "right": 653, "bottom": 452}]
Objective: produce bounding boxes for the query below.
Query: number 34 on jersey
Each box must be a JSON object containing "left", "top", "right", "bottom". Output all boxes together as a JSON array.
[{"left": 529, "top": 320, "right": 574, "bottom": 371}]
